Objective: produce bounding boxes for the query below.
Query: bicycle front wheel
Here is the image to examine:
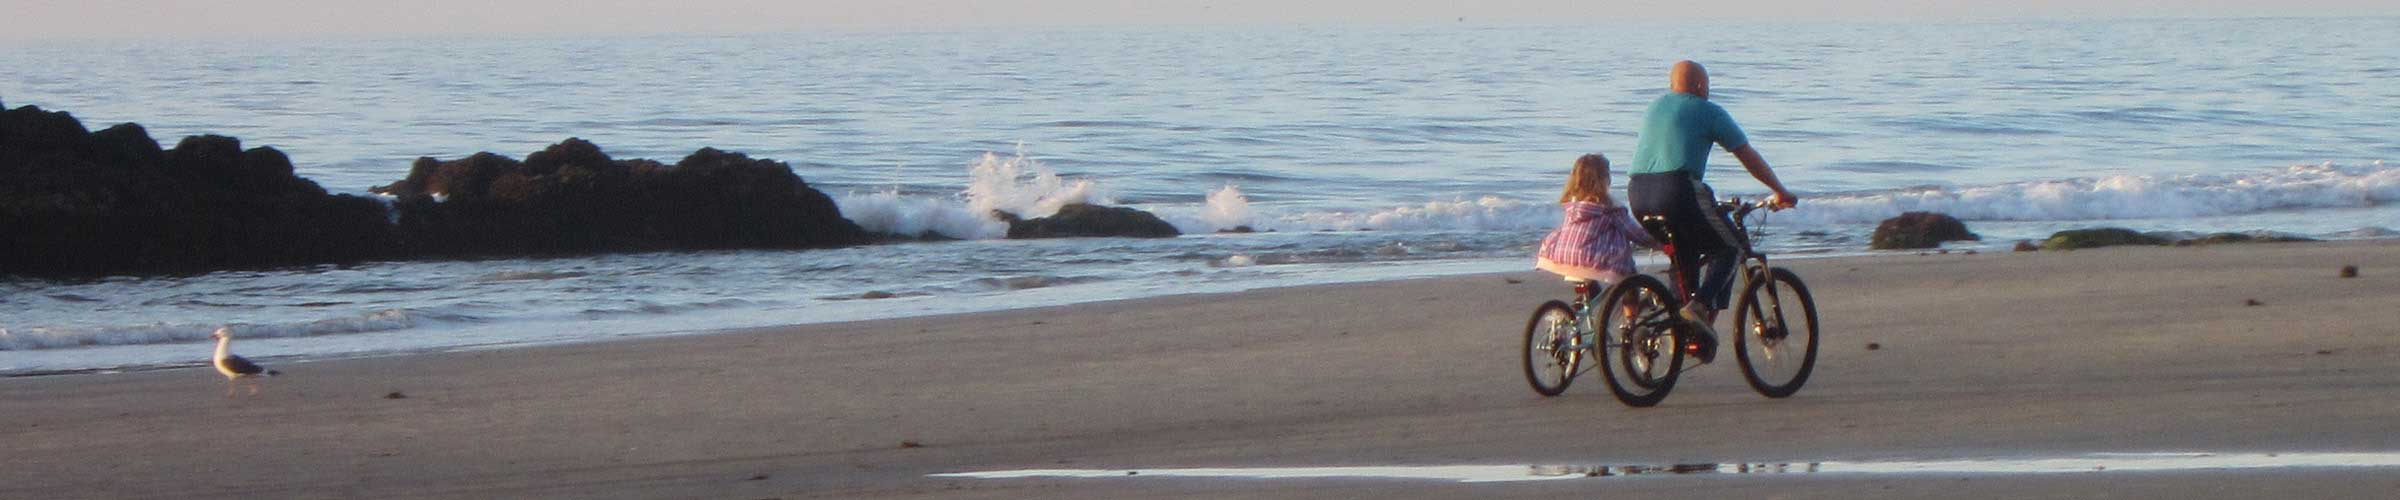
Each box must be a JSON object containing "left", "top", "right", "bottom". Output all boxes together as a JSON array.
[
  {"left": 1734, "top": 267, "right": 1820, "bottom": 398},
  {"left": 1595, "top": 275, "right": 1683, "bottom": 407},
  {"left": 1522, "top": 300, "right": 1581, "bottom": 397}
]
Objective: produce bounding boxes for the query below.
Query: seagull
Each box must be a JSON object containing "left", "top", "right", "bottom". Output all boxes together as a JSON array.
[{"left": 211, "top": 327, "right": 279, "bottom": 398}]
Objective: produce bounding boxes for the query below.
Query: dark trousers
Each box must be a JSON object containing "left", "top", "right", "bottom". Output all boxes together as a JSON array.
[{"left": 1627, "top": 172, "right": 1741, "bottom": 310}]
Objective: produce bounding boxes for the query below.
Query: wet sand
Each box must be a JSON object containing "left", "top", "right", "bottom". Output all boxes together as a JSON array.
[{"left": 5, "top": 241, "right": 2398, "bottom": 499}]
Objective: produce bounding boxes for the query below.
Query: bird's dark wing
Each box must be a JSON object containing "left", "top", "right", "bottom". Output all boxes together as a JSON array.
[{"left": 222, "top": 354, "right": 267, "bottom": 375}]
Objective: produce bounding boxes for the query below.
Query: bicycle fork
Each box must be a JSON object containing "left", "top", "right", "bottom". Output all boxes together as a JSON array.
[{"left": 1746, "top": 263, "right": 1794, "bottom": 357}]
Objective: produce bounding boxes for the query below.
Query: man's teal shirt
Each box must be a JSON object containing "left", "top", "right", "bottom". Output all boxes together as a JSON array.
[{"left": 1628, "top": 92, "right": 1748, "bottom": 180}]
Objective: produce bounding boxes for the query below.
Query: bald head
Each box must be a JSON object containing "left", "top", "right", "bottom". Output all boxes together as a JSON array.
[{"left": 1670, "top": 60, "right": 1709, "bottom": 99}]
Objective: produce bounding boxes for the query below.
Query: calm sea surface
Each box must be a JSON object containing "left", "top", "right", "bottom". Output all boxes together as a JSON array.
[{"left": 4, "top": 18, "right": 2396, "bottom": 373}]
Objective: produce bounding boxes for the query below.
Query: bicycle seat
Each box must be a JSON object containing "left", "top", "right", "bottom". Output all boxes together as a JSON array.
[
  {"left": 1562, "top": 277, "right": 1599, "bottom": 298},
  {"left": 1635, "top": 214, "right": 1675, "bottom": 246}
]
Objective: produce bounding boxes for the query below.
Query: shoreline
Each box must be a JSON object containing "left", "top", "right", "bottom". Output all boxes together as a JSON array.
[
  {"left": 5, "top": 240, "right": 2397, "bottom": 498},
  {"left": 7, "top": 236, "right": 2394, "bottom": 378}
]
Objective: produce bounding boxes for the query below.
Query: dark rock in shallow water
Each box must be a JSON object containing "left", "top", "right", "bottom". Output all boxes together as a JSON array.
[
  {"left": 2, "top": 104, "right": 395, "bottom": 278},
  {"left": 2013, "top": 240, "right": 2039, "bottom": 252},
  {"left": 995, "top": 203, "right": 1180, "bottom": 239},
  {"left": 374, "top": 138, "right": 867, "bottom": 256},
  {"left": 1870, "top": 211, "right": 1979, "bottom": 250},
  {"left": 2040, "top": 228, "right": 2170, "bottom": 250},
  {"left": 2172, "top": 232, "right": 2318, "bottom": 246}
]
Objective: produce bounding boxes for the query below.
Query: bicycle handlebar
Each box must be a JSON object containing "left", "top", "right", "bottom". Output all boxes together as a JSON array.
[{"left": 1717, "top": 197, "right": 1777, "bottom": 220}]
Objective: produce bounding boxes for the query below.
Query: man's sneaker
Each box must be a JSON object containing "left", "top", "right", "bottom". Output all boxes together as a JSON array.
[{"left": 1677, "top": 308, "right": 1719, "bottom": 364}]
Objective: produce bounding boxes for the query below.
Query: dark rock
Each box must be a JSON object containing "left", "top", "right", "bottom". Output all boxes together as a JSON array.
[
  {"left": 997, "top": 203, "right": 1180, "bottom": 239},
  {"left": 1, "top": 105, "right": 93, "bottom": 153},
  {"left": 1870, "top": 212, "right": 1978, "bottom": 250},
  {"left": 2013, "top": 240, "right": 2039, "bottom": 252},
  {"left": 2244, "top": 299, "right": 2263, "bottom": 307},
  {"left": 6, "top": 103, "right": 873, "bottom": 278},
  {"left": 2173, "top": 232, "right": 2319, "bottom": 246},
  {"left": 2341, "top": 265, "right": 2358, "bottom": 278},
  {"left": 89, "top": 123, "right": 165, "bottom": 168},
  {"left": 1219, "top": 225, "right": 1256, "bottom": 234},
  {"left": 2040, "top": 228, "right": 2169, "bottom": 251},
  {"left": 375, "top": 138, "right": 867, "bottom": 256},
  {"left": 2, "top": 104, "right": 396, "bottom": 278}
]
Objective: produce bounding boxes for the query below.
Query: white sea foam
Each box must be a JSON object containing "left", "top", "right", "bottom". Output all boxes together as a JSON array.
[
  {"left": 1154, "top": 184, "right": 1261, "bottom": 234},
  {"left": 836, "top": 188, "right": 1009, "bottom": 239},
  {"left": 965, "top": 148, "right": 1113, "bottom": 221},
  {"left": 1277, "top": 196, "right": 1557, "bottom": 232},
  {"left": 837, "top": 149, "right": 1115, "bottom": 239},
  {"left": 1199, "top": 184, "right": 1257, "bottom": 229}
]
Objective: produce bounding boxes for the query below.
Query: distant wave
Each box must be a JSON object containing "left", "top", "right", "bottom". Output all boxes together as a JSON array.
[
  {"left": 577, "top": 298, "right": 762, "bottom": 318},
  {"left": 834, "top": 160, "right": 2397, "bottom": 238},
  {"left": 1266, "top": 161, "right": 2397, "bottom": 231},
  {"left": 1781, "top": 161, "right": 2399, "bottom": 225},
  {"left": 0, "top": 309, "right": 434, "bottom": 351}
]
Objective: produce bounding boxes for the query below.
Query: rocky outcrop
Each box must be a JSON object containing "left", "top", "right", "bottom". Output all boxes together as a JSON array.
[
  {"left": 1869, "top": 212, "right": 1979, "bottom": 250},
  {"left": 2038, "top": 228, "right": 2321, "bottom": 251},
  {"left": 2040, "top": 228, "right": 2169, "bottom": 250},
  {"left": 373, "top": 138, "right": 867, "bottom": 256},
  {"left": 994, "top": 203, "right": 1180, "bottom": 239},
  {"left": 2172, "top": 232, "right": 2318, "bottom": 246},
  {"left": 5, "top": 100, "right": 874, "bottom": 278},
  {"left": 2, "top": 104, "right": 395, "bottom": 278}
]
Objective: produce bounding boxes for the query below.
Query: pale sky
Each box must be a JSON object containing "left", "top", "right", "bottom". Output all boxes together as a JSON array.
[{"left": 6, "top": 0, "right": 2397, "bottom": 40}]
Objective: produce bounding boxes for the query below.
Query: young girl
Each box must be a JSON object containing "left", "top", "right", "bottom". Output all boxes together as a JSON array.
[{"left": 1536, "top": 153, "right": 1658, "bottom": 288}]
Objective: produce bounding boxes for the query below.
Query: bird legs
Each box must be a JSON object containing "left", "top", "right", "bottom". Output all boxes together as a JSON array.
[{"left": 224, "top": 379, "right": 262, "bottom": 398}]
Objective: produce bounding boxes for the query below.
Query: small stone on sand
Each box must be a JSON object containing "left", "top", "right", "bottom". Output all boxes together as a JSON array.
[
  {"left": 384, "top": 391, "right": 408, "bottom": 399},
  {"left": 899, "top": 441, "right": 924, "bottom": 449},
  {"left": 1866, "top": 342, "right": 1882, "bottom": 351},
  {"left": 2340, "top": 265, "right": 2359, "bottom": 278},
  {"left": 2244, "top": 299, "right": 2263, "bottom": 307}
]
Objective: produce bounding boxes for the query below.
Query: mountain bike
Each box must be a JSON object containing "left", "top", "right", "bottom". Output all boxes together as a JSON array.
[{"left": 1523, "top": 198, "right": 1820, "bottom": 407}]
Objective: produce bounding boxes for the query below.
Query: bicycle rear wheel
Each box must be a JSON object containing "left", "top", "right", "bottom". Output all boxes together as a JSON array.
[
  {"left": 1522, "top": 300, "right": 1581, "bottom": 397},
  {"left": 1734, "top": 267, "right": 1820, "bottom": 398},
  {"left": 1595, "top": 275, "right": 1683, "bottom": 407}
]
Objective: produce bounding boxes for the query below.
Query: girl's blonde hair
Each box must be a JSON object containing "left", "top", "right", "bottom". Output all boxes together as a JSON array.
[{"left": 1560, "top": 153, "right": 1616, "bottom": 206}]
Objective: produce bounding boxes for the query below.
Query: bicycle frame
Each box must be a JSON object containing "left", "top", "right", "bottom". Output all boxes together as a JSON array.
[{"left": 1648, "top": 198, "right": 1792, "bottom": 336}]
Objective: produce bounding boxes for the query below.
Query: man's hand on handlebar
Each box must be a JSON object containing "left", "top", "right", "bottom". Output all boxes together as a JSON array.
[{"left": 1767, "top": 191, "right": 1800, "bottom": 211}]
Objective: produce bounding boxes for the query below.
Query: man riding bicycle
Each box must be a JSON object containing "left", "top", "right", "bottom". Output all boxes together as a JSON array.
[{"left": 1625, "top": 60, "right": 1800, "bottom": 363}]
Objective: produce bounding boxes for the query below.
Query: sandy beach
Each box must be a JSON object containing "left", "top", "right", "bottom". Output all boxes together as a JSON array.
[{"left": 5, "top": 241, "right": 2398, "bottom": 499}]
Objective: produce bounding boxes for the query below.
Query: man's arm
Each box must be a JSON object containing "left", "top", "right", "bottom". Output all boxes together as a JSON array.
[{"left": 1727, "top": 144, "right": 1798, "bottom": 209}]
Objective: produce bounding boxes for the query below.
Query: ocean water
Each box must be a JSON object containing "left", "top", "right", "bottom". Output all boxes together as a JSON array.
[{"left": 4, "top": 18, "right": 2396, "bottom": 374}]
